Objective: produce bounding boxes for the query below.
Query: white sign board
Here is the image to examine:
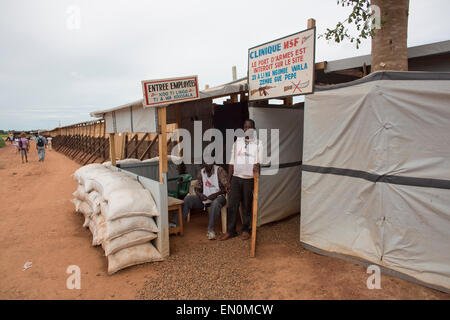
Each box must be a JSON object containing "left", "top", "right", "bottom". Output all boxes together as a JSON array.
[
  {"left": 248, "top": 28, "right": 315, "bottom": 101},
  {"left": 142, "top": 75, "right": 199, "bottom": 107}
]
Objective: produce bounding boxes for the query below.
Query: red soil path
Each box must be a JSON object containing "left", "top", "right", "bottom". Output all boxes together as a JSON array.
[{"left": 0, "top": 142, "right": 447, "bottom": 299}]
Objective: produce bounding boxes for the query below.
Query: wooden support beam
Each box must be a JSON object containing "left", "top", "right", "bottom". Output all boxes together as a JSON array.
[
  {"left": 307, "top": 18, "right": 317, "bottom": 87},
  {"left": 119, "top": 133, "right": 126, "bottom": 160},
  {"left": 109, "top": 133, "right": 116, "bottom": 166},
  {"left": 174, "top": 104, "right": 182, "bottom": 157},
  {"left": 139, "top": 135, "right": 158, "bottom": 161},
  {"left": 128, "top": 133, "right": 149, "bottom": 159},
  {"left": 83, "top": 138, "right": 110, "bottom": 165},
  {"left": 158, "top": 107, "right": 168, "bottom": 183},
  {"left": 250, "top": 172, "right": 260, "bottom": 258},
  {"left": 283, "top": 97, "right": 293, "bottom": 106}
]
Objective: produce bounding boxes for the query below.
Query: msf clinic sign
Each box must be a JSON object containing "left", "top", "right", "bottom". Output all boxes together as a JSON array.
[
  {"left": 248, "top": 28, "right": 315, "bottom": 101},
  {"left": 142, "top": 76, "right": 199, "bottom": 107}
]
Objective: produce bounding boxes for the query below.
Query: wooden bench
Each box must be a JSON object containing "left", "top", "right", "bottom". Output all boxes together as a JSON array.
[{"left": 168, "top": 196, "right": 184, "bottom": 236}]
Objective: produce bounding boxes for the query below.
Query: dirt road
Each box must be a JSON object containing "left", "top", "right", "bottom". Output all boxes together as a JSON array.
[{"left": 0, "top": 143, "right": 447, "bottom": 299}]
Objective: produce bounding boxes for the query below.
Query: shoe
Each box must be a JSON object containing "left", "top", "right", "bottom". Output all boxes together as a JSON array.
[
  {"left": 241, "top": 231, "right": 250, "bottom": 240},
  {"left": 218, "top": 233, "right": 233, "bottom": 241},
  {"left": 207, "top": 230, "right": 216, "bottom": 240}
]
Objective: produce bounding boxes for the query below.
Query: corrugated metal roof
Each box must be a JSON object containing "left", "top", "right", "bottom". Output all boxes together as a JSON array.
[{"left": 325, "top": 40, "right": 450, "bottom": 73}]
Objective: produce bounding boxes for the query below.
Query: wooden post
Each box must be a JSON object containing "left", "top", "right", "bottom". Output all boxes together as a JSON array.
[
  {"left": 363, "top": 63, "right": 368, "bottom": 77},
  {"left": 250, "top": 171, "right": 260, "bottom": 258},
  {"left": 158, "top": 107, "right": 168, "bottom": 184},
  {"left": 109, "top": 133, "right": 116, "bottom": 166},
  {"left": 174, "top": 104, "right": 183, "bottom": 157},
  {"left": 308, "top": 18, "right": 317, "bottom": 88},
  {"left": 283, "top": 97, "right": 293, "bottom": 106}
]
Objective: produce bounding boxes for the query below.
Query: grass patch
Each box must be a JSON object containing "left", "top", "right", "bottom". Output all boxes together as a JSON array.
[{"left": 0, "top": 138, "right": 5, "bottom": 148}]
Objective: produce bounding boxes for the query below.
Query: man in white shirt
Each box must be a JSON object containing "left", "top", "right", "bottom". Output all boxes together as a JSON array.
[{"left": 219, "top": 119, "right": 263, "bottom": 241}]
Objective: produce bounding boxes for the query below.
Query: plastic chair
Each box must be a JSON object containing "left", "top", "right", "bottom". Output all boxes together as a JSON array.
[
  {"left": 186, "top": 180, "right": 242, "bottom": 234},
  {"left": 168, "top": 174, "right": 193, "bottom": 199}
]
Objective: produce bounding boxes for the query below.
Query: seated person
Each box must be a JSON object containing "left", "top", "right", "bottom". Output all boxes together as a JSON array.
[{"left": 182, "top": 163, "right": 228, "bottom": 240}]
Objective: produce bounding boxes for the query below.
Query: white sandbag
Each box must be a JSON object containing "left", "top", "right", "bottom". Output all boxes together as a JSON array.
[
  {"left": 84, "top": 172, "right": 143, "bottom": 200},
  {"left": 107, "top": 242, "right": 163, "bottom": 275},
  {"left": 74, "top": 164, "right": 109, "bottom": 185},
  {"left": 74, "top": 163, "right": 104, "bottom": 181},
  {"left": 71, "top": 198, "right": 82, "bottom": 212},
  {"left": 101, "top": 189, "right": 159, "bottom": 221},
  {"left": 89, "top": 214, "right": 106, "bottom": 246},
  {"left": 79, "top": 201, "right": 94, "bottom": 218},
  {"left": 72, "top": 184, "right": 88, "bottom": 201},
  {"left": 104, "top": 216, "right": 159, "bottom": 241},
  {"left": 83, "top": 215, "right": 90, "bottom": 228},
  {"left": 102, "top": 230, "right": 157, "bottom": 256},
  {"left": 102, "top": 158, "right": 141, "bottom": 168},
  {"left": 85, "top": 191, "right": 101, "bottom": 215}
]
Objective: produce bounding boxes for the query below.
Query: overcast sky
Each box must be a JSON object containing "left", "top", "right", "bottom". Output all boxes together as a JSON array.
[{"left": 1, "top": 0, "right": 449, "bottom": 131}]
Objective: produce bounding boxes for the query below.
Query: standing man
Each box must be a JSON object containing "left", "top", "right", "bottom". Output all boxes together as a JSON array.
[
  {"left": 19, "top": 132, "right": 29, "bottom": 163},
  {"left": 35, "top": 132, "right": 47, "bottom": 162},
  {"left": 181, "top": 163, "right": 228, "bottom": 240},
  {"left": 219, "top": 119, "right": 263, "bottom": 241}
]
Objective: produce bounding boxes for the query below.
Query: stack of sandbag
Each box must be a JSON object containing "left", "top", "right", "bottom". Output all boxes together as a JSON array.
[
  {"left": 102, "top": 158, "right": 141, "bottom": 168},
  {"left": 71, "top": 163, "right": 163, "bottom": 274}
]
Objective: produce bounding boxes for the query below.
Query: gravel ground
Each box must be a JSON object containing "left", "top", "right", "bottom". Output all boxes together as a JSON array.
[{"left": 137, "top": 214, "right": 301, "bottom": 300}]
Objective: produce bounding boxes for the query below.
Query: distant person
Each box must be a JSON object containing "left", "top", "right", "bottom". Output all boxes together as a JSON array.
[
  {"left": 13, "top": 136, "right": 20, "bottom": 154},
  {"left": 181, "top": 163, "right": 228, "bottom": 240},
  {"left": 19, "top": 132, "right": 29, "bottom": 163},
  {"left": 46, "top": 136, "right": 52, "bottom": 150},
  {"left": 35, "top": 132, "right": 47, "bottom": 162}
]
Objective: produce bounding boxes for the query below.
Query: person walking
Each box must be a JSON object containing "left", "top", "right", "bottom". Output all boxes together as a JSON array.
[
  {"left": 35, "top": 132, "right": 47, "bottom": 162},
  {"left": 19, "top": 132, "right": 29, "bottom": 163},
  {"left": 180, "top": 163, "right": 228, "bottom": 240},
  {"left": 219, "top": 119, "right": 263, "bottom": 241},
  {"left": 47, "top": 136, "right": 52, "bottom": 150},
  {"left": 13, "top": 135, "right": 20, "bottom": 153}
]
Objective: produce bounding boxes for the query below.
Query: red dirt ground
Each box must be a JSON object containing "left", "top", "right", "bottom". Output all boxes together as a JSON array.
[{"left": 0, "top": 142, "right": 448, "bottom": 300}]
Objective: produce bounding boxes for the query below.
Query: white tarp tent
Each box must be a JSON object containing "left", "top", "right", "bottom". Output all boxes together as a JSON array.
[
  {"left": 250, "top": 106, "right": 304, "bottom": 226},
  {"left": 301, "top": 71, "right": 450, "bottom": 293}
]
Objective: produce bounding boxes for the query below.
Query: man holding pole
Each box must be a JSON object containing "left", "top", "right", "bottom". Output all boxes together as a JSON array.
[{"left": 219, "top": 119, "right": 263, "bottom": 241}]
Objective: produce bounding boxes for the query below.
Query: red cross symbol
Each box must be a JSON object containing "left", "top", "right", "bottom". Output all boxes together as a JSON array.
[{"left": 292, "top": 81, "right": 302, "bottom": 93}]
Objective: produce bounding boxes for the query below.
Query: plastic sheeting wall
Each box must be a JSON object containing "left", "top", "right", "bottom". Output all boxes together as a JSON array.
[
  {"left": 249, "top": 106, "right": 304, "bottom": 226},
  {"left": 105, "top": 104, "right": 157, "bottom": 134},
  {"left": 301, "top": 76, "right": 450, "bottom": 292}
]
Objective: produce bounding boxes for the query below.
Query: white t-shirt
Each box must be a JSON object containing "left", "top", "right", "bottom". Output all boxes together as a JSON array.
[
  {"left": 201, "top": 165, "right": 221, "bottom": 204},
  {"left": 229, "top": 137, "right": 263, "bottom": 179}
]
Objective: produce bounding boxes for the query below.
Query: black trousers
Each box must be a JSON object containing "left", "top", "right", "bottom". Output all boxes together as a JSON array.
[{"left": 227, "top": 176, "right": 254, "bottom": 236}]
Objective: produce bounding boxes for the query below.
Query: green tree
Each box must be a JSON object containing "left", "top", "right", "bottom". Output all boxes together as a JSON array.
[{"left": 323, "top": 0, "right": 410, "bottom": 72}]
